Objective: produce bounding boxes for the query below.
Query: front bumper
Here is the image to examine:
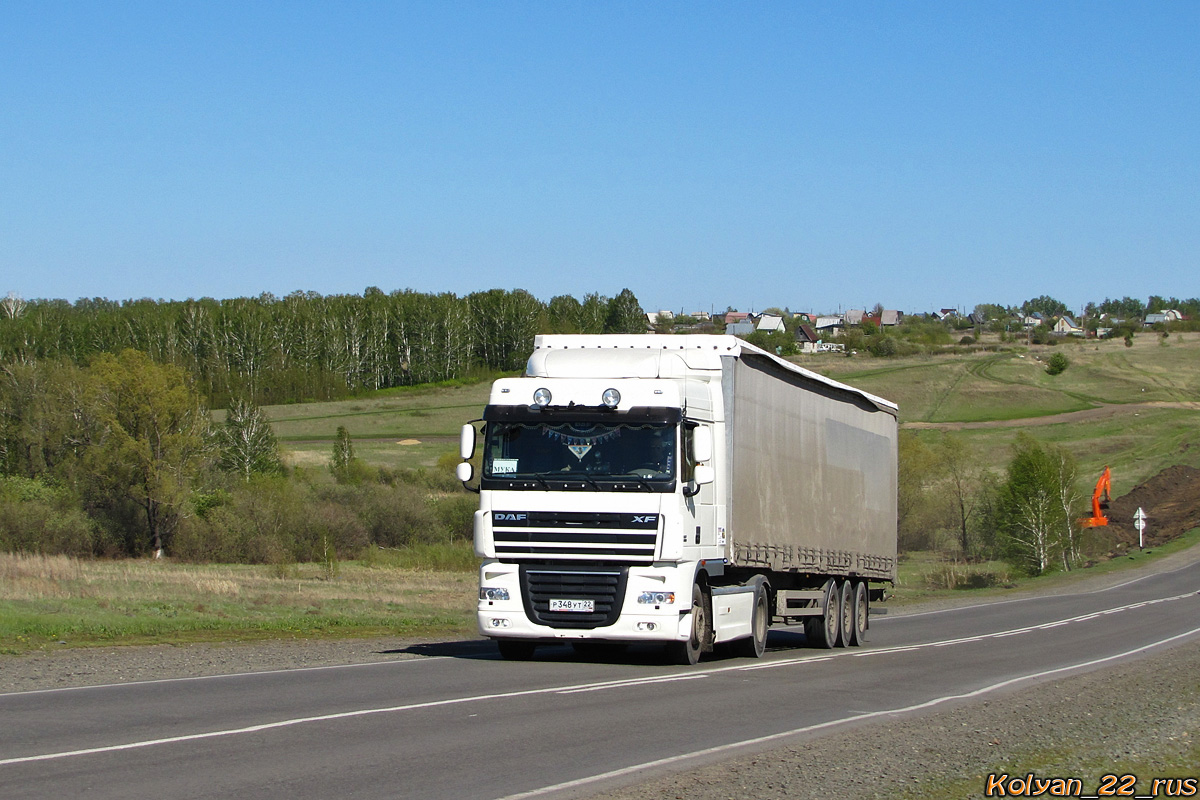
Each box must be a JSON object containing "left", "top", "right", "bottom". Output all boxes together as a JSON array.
[{"left": 477, "top": 561, "right": 692, "bottom": 643}]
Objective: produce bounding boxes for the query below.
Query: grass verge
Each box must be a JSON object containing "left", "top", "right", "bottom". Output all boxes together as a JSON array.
[
  {"left": 892, "top": 525, "right": 1200, "bottom": 606},
  {"left": 0, "top": 545, "right": 479, "bottom": 654}
]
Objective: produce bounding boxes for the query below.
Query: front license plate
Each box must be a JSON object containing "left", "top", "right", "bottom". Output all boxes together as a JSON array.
[{"left": 549, "top": 598, "right": 594, "bottom": 613}]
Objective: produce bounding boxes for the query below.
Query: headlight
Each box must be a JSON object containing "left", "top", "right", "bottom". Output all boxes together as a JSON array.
[
  {"left": 533, "top": 388, "right": 552, "bottom": 407},
  {"left": 480, "top": 587, "right": 510, "bottom": 601},
  {"left": 601, "top": 387, "right": 621, "bottom": 408},
  {"left": 637, "top": 591, "right": 675, "bottom": 605}
]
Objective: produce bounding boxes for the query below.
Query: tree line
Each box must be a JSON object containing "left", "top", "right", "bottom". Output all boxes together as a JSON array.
[{"left": 0, "top": 287, "right": 646, "bottom": 407}]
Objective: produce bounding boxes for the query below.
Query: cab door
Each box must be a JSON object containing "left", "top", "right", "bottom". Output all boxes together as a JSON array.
[{"left": 682, "top": 421, "right": 720, "bottom": 559}]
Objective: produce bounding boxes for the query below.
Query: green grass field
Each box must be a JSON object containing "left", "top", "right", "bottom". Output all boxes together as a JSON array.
[{"left": 266, "top": 378, "right": 498, "bottom": 472}]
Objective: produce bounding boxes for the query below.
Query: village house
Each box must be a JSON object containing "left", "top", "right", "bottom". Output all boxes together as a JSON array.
[
  {"left": 755, "top": 314, "right": 786, "bottom": 333},
  {"left": 1144, "top": 310, "right": 1185, "bottom": 327},
  {"left": 1053, "top": 316, "right": 1082, "bottom": 335},
  {"left": 726, "top": 320, "right": 756, "bottom": 336},
  {"left": 794, "top": 324, "right": 819, "bottom": 345},
  {"left": 814, "top": 314, "right": 843, "bottom": 332}
]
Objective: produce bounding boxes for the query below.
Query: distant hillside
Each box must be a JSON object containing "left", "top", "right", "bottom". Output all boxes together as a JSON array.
[{"left": 809, "top": 332, "right": 1200, "bottom": 493}]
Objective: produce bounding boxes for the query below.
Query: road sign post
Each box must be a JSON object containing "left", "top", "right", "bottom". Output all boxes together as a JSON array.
[{"left": 1134, "top": 507, "right": 1147, "bottom": 550}]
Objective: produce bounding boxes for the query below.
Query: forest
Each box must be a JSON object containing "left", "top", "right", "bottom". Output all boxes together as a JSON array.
[{"left": 0, "top": 287, "right": 646, "bottom": 407}]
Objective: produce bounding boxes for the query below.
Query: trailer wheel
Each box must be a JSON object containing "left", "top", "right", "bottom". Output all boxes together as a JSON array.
[
  {"left": 849, "top": 581, "right": 869, "bottom": 646},
  {"left": 736, "top": 579, "right": 769, "bottom": 659},
  {"left": 803, "top": 579, "right": 840, "bottom": 649},
  {"left": 497, "top": 640, "right": 537, "bottom": 661},
  {"left": 837, "top": 580, "right": 855, "bottom": 648},
  {"left": 670, "top": 582, "right": 709, "bottom": 665}
]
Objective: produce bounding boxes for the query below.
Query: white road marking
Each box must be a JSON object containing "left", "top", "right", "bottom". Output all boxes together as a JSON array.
[
  {"left": 556, "top": 673, "right": 707, "bottom": 694},
  {"left": 0, "top": 655, "right": 449, "bottom": 699},
  {"left": 0, "top": 676, "right": 669, "bottom": 767},
  {"left": 494, "top": 624, "right": 1200, "bottom": 800}
]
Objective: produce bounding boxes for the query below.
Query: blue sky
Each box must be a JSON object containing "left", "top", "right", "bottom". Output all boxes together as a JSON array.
[{"left": 2, "top": 2, "right": 1197, "bottom": 316}]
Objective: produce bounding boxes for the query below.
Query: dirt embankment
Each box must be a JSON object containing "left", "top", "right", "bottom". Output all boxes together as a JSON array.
[{"left": 1106, "top": 464, "right": 1200, "bottom": 549}]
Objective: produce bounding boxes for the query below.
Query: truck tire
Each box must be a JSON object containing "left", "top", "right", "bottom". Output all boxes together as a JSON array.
[
  {"left": 803, "top": 579, "right": 840, "bottom": 649},
  {"left": 670, "top": 582, "right": 709, "bottom": 665},
  {"left": 849, "top": 580, "right": 869, "bottom": 646},
  {"left": 837, "top": 579, "right": 854, "bottom": 648},
  {"left": 497, "top": 640, "right": 537, "bottom": 661},
  {"left": 736, "top": 579, "right": 769, "bottom": 659}
]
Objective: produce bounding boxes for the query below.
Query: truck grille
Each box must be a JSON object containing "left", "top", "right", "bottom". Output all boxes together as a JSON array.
[
  {"left": 520, "top": 565, "right": 628, "bottom": 629},
  {"left": 492, "top": 511, "right": 659, "bottom": 565}
]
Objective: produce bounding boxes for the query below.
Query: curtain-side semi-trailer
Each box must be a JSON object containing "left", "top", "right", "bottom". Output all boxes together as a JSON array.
[{"left": 456, "top": 334, "right": 898, "bottom": 664}]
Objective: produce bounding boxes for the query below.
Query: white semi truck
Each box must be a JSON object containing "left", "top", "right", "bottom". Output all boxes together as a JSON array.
[{"left": 456, "top": 334, "right": 898, "bottom": 664}]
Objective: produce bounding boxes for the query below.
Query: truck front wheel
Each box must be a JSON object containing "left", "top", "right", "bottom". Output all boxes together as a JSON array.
[
  {"left": 736, "top": 579, "right": 770, "bottom": 659},
  {"left": 670, "top": 583, "right": 710, "bottom": 665}
]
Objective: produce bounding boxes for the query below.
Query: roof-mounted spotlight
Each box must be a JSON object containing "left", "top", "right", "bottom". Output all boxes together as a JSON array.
[
  {"left": 601, "top": 388, "right": 621, "bottom": 409},
  {"left": 533, "top": 388, "right": 552, "bottom": 407}
]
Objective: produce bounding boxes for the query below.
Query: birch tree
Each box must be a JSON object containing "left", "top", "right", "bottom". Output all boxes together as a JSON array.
[
  {"left": 937, "top": 433, "right": 987, "bottom": 559},
  {"left": 219, "top": 399, "right": 282, "bottom": 481},
  {"left": 996, "top": 435, "right": 1082, "bottom": 575}
]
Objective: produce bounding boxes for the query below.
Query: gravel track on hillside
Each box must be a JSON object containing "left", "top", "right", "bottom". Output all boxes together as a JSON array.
[{"left": 4, "top": 548, "right": 1199, "bottom": 799}]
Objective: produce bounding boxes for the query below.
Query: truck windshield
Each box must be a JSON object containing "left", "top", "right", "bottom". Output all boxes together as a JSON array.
[{"left": 483, "top": 421, "right": 676, "bottom": 486}]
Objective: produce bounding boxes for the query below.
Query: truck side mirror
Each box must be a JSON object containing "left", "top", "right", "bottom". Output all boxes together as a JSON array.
[
  {"left": 456, "top": 462, "right": 474, "bottom": 483},
  {"left": 693, "top": 464, "right": 714, "bottom": 486},
  {"left": 693, "top": 426, "right": 713, "bottom": 463},
  {"left": 460, "top": 423, "right": 476, "bottom": 460}
]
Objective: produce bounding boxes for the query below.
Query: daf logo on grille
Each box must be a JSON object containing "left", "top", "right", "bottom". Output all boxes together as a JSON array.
[
  {"left": 632, "top": 515, "right": 657, "bottom": 524},
  {"left": 494, "top": 512, "right": 527, "bottom": 521}
]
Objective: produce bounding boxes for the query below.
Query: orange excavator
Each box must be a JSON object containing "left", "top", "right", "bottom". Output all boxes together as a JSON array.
[{"left": 1080, "top": 466, "right": 1112, "bottom": 528}]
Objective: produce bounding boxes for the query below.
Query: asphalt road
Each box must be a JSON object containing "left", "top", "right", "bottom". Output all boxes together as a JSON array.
[{"left": 3, "top": 559, "right": 1199, "bottom": 800}]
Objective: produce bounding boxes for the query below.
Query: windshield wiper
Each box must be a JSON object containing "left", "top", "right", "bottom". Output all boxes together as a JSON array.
[
  {"left": 523, "top": 471, "right": 602, "bottom": 491},
  {"left": 609, "top": 473, "right": 657, "bottom": 491},
  {"left": 514, "top": 473, "right": 552, "bottom": 490},
  {"left": 552, "top": 471, "right": 604, "bottom": 491}
]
